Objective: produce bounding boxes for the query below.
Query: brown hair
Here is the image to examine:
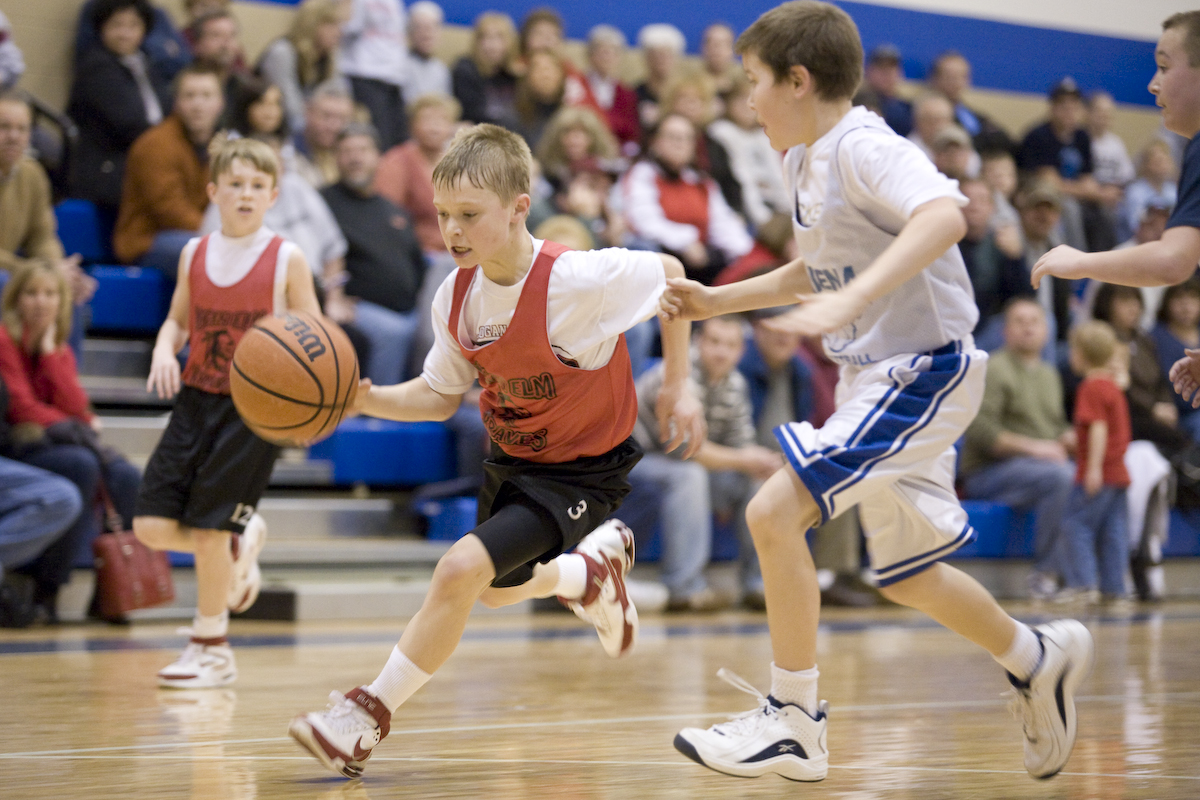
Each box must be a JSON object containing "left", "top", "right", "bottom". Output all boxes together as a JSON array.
[
  {"left": 432, "top": 123, "right": 532, "bottom": 203},
  {"left": 735, "top": 0, "right": 863, "bottom": 101},
  {"left": 209, "top": 136, "right": 280, "bottom": 187},
  {"left": 519, "top": 7, "right": 564, "bottom": 55},
  {"left": 407, "top": 92, "right": 463, "bottom": 124},
  {"left": 471, "top": 12, "right": 519, "bottom": 77},
  {"left": 1164, "top": 11, "right": 1200, "bottom": 67},
  {"left": 1157, "top": 276, "right": 1200, "bottom": 325},
  {"left": 1069, "top": 320, "right": 1117, "bottom": 369},
  {"left": 172, "top": 60, "right": 224, "bottom": 96},
  {"left": 2, "top": 260, "right": 73, "bottom": 348},
  {"left": 535, "top": 106, "right": 618, "bottom": 176},
  {"left": 661, "top": 68, "right": 719, "bottom": 126}
]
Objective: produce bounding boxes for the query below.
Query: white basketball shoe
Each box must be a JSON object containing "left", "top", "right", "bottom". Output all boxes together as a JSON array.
[
  {"left": 560, "top": 520, "right": 638, "bottom": 658},
  {"left": 228, "top": 513, "right": 267, "bottom": 614},
  {"left": 1007, "top": 619, "right": 1094, "bottom": 779},
  {"left": 289, "top": 687, "right": 391, "bottom": 779},
  {"left": 157, "top": 637, "right": 237, "bottom": 689},
  {"left": 674, "top": 669, "right": 829, "bottom": 782}
]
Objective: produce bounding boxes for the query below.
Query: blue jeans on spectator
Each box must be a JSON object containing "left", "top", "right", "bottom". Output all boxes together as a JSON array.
[
  {"left": 353, "top": 301, "right": 420, "bottom": 385},
  {"left": 18, "top": 445, "right": 141, "bottom": 592},
  {"left": 624, "top": 318, "right": 658, "bottom": 378},
  {"left": 0, "top": 458, "right": 82, "bottom": 577},
  {"left": 1060, "top": 486, "right": 1129, "bottom": 596},
  {"left": 963, "top": 455, "right": 1075, "bottom": 577},
  {"left": 139, "top": 229, "right": 195, "bottom": 279}
]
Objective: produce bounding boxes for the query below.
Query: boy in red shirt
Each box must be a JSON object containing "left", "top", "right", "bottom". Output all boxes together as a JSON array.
[
  {"left": 1060, "top": 321, "right": 1132, "bottom": 601},
  {"left": 289, "top": 123, "right": 704, "bottom": 779}
]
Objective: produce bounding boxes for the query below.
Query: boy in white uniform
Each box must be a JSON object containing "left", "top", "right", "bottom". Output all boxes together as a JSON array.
[{"left": 661, "top": 1, "right": 1094, "bottom": 784}]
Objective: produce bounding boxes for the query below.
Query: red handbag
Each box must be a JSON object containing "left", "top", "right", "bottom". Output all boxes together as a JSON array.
[{"left": 91, "top": 491, "right": 175, "bottom": 619}]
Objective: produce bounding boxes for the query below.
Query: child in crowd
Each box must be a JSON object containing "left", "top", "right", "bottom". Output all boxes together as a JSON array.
[
  {"left": 659, "top": 1, "right": 1092, "bottom": 783},
  {"left": 134, "top": 137, "right": 322, "bottom": 687},
  {"left": 288, "top": 123, "right": 704, "bottom": 778},
  {"left": 1060, "top": 321, "right": 1132, "bottom": 601}
]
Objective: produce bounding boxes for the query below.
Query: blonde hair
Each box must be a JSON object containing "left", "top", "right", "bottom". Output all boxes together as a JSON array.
[
  {"left": 661, "top": 68, "right": 719, "bottom": 125},
  {"left": 1138, "top": 139, "right": 1178, "bottom": 180},
  {"left": 471, "top": 12, "right": 519, "bottom": 77},
  {"left": 535, "top": 107, "right": 618, "bottom": 175},
  {"left": 533, "top": 215, "right": 595, "bottom": 250},
  {"left": 407, "top": 92, "right": 463, "bottom": 124},
  {"left": 287, "top": 0, "right": 343, "bottom": 89},
  {"left": 1069, "top": 320, "right": 1118, "bottom": 369},
  {"left": 2, "top": 260, "right": 73, "bottom": 348},
  {"left": 210, "top": 136, "right": 281, "bottom": 187},
  {"left": 432, "top": 123, "right": 532, "bottom": 203}
]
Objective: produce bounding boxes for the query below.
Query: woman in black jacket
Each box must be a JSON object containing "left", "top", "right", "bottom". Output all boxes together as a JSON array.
[{"left": 67, "top": 0, "right": 172, "bottom": 212}]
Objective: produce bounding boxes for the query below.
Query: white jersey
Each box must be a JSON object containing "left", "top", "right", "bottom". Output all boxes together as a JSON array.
[
  {"left": 786, "top": 106, "right": 978, "bottom": 365},
  {"left": 421, "top": 237, "right": 665, "bottom": 395}
]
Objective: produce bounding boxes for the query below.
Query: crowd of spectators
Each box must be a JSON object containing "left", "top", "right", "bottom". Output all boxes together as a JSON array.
[{"left": 1, "top": 1, "right": 1197, "bottom": 617}]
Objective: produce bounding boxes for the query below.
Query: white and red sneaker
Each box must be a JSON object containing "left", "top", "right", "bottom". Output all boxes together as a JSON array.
[
  {"left": 289, "top": 687, "right": 391, "bottom": 779},
  {"left": 561, "top": 520, "right": 638, "bottom": 658},
  {"left": 228, "top": 513, "right": 267, "bottom": 614},
  {"left": 157, "top": 636, "right": 237, "bottom": 689}
]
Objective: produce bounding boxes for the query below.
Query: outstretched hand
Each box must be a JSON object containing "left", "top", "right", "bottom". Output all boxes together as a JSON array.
[
  {"left": 761, "top": 290, "right": 866, "bottom": 337},
  {"left": 1169, "top": 349, "right": 1200, "bottom": 408},
  {"left": 347, "top": 378, "right": 373, "bottom": 417},
  {"left": 1030, "top": 244, "right": 1087, "bottom": 290},
  {"left": 658, "top": 277, "right": 718, "bottom": 323}
]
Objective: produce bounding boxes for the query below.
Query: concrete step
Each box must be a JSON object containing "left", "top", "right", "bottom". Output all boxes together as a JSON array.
[
  {"left": 83, "top": 375, "right": 172, "bottom": 409},
  {"left": 80, "top": 337, "right": 153, "bottom": 378},
  {"left": 257, "top": 496, "right": 414, "bottom": 540}
]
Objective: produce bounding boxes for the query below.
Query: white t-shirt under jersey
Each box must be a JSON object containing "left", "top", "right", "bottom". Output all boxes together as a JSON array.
[
  {"left": 421, "top": 237, "right": 665, "bottom": 396},
  {"left": 179, "top": 226, "right": 296, "bottom": 316}
]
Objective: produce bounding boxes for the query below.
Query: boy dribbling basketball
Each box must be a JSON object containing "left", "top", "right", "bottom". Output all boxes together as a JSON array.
[
  {"left": 288, "top": 124, "right": 705, "bottom": 778},
  {"left": 134, "top": 138, "right": 322, "bottom": 688},
  {"left": 660, "top": 1, "right": 1093, "bottom": 783}
]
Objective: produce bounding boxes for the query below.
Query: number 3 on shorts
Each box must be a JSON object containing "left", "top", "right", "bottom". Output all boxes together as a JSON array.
[
  {"left": 567, "top": 500, "right": 588, "bottom": 521},
  {"left": 230, "top": 503, "right": 255, "bottom": 526}
]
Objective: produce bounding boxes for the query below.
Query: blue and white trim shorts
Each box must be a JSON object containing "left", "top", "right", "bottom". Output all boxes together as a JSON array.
[{"left": 775, "top": 341, "right": 988, "bottom": 587}]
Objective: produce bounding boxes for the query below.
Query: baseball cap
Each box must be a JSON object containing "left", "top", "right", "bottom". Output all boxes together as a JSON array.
[
  {"left": 868, "top": 44, "right": 901, "bottom": 66},
  {"left": 1049, "top": 76, "right": 1083, "bottom": 101}
]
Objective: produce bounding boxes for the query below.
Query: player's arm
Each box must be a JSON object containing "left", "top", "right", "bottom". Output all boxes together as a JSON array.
[
  {"left": 657, "top": 255, "right": 814, "bottom": 322},
  {"left": 1032, "top": 226, "right": 1200, "bottom": 289},
  {"left": 655, "top": 254, "right": 706, "bottom": 459},
  {"left": 283, "top": 249, "right": 323, "bottom": 316},
  {"left": 357, "top": 377, "right": 463, "bottom": 422},
  {"left": 146, "top": 250, "right": 192, "bottom": 399}
]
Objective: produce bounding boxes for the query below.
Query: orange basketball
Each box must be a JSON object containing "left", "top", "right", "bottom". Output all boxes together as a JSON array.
[{"left": 230, "top": 311, "right": 359, "bottom": 447}]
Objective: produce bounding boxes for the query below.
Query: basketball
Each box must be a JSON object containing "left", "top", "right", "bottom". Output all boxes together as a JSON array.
[{"left": 230, "top": 311, "right": 359, "bottom": 447}]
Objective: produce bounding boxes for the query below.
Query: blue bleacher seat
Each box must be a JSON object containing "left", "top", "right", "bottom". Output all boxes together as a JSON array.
[
  {"left": 86, "top": 265, "right": 171, "bottom": 332},
  {"left": 55, "top": 199, "right": 115, "bottom": 264},
  {"left": 418, "top": 496, "right": 478, "bottom": 541},
  {"left": 949, "top": 501, "right": 1036, "bottom": 558},
  {"left": 308, "top": 418, "right": 456, "bottom": 485}
]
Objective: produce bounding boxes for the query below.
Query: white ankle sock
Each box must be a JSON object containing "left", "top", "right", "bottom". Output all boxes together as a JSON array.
[
  {"left": 366, "top": 646, "right": 432, "bottom": 713},
  {"left": 770, "top": 662, "right": 820, "bottom": 716},
  {"left": 192, "top": 610, "right": 229, "bottom": 640},
  {"left": 551, "top": 553, "right": 588, "bottom": 599},
  {"left": 996, "top": 623, "right": 1043, "bottom": 682}
]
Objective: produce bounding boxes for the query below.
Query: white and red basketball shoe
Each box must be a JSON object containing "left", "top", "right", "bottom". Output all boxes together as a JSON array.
[
  {"left": 289, "top": 687, "right": 391, "bottom": 778},
  {"left": 157, "top": 637, "right": 238, "bottom": 689},
  {"left": 561, "top": 519, "right": 638, "bottom": 658}
]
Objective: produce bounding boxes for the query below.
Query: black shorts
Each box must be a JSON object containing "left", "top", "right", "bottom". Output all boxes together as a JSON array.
[
  {"left": 135, "top": 386, "right": 281, "bottom": 533},
  {"left": 475, "top": 437, "right": 643, "bottom": 587}
]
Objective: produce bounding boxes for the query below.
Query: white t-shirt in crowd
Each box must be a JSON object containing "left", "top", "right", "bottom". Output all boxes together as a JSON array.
[
  {"left": 180, "top": 226, "right": 296, "bottom": 315},
  {"left": 421, "top": 237, "right": 665, "bottom": 396},
  {"left": 339, "top": 0, "right": 407, "bottom": 86}
]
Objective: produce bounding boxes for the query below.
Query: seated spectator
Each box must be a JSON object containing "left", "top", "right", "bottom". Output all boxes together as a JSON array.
[
  {"left": 375, "top": 93, "right": 459, "bottom": 255},
  {"left": 256, "top": 0, "right": 345, "bottom": 136},
  {"left": 291, "top": 80, "right": 354, "bottom": 188},
  {"left": 864, "top": 44, "right": 912, "bottom": 137},
  {"left": 635, "top": 24, "right": 685, "bottom": 130},
  {"left": 532, "top": 214, "right": 595, "bottom": 251},
  {"left": 959, "top": 178, "right": 1025, "bottom": 349},
  {"left": 707, "top": 76, "right": 788, "bottom": 228},
  {"left": 928, "top": 50, "right": 1013, "bottom": 152},
  {"left": 0, "top": 262, "right": 141, "bottom": 623},
  {"left": 321, "top": 124, "right": 426, "bottom": 386},
  {"left": 1016, "top": 181, "right": 1073, "bottom": 355},
  {"left": 113, "top": 63, "right": 224, "bottom": 273},
  {"left": 623, "top": 316, "right": 783, "bottom": 611},
  {"left": 0, "top": 11, "right": 25, "bottom": 92},
  {"left": 513, "top": 49, "right": 565, "bottom": 149},
  {"left": 980, "top": 148, "right": 1021, "bottom": 232},
  {"left": 712, "top": 213, "right": 797, "bottom": 286},
  {"left": 620, "top": 114, "right": 753, "bottom": 285},
  {"left": 907, "top": 93, "right": 954, "bottom": 162},
  {"left": 68, "top": 0, "right": 172, "bottom": 213},
  {"left": 1116, "top": 200, "right": 1175, "bottom": 327},
  {"left": 580, "top": 25, "right": 640, "bottom": 154},
  {"left": 1150, "top": 278, "right": 1200, "bottom": 439},
  {"left": 516, "top": 7, "right": 588, "bottom": 96},
  {"left": 228, "top": 76, "right": 288, "bottom": 141},
  {"left": 339, "top": 0, "right": 408, "bottom": 149},
  {"left": 73, "top": 0, "right": 188, "bottom": 83},
  {"left": 403, "top": 2, "right": 451, "bottom": 104},
  {"left": 1091, "top": 282, "right": 1189, "bottom": 458},
  {"left": 700, "top": 23, "right": 739, "bottom": 101},
  {"left": 180, "top": 0, "right": 238, "bottom": 54},
  {"left": 1087, "top": 91, "right": 1135, "bottom": 197},
  {"left": 535, "top": 106, "right": 621, "bottom": 197},
  {"left": 660, "top": 69, "right": 744, "bottom": 216},
  {"left": 929, "top": 124, "right": 979, "bottom": 181},
  {"left": 451, "top": 12, "right": 519, "bottom": 129},
  {"left": 190, "top": 8, "right": 247, "bottom": 120},
  {"left": 961, "top": 298, "right": 1076, "bottom": 599},
  {"left": 1121, "top": 139, "right": 1178, "bottom": 242}
]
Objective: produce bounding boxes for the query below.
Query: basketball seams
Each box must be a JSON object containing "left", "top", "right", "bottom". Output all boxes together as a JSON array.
[
  {"left": 306, "top": 314, "right": 344, "bottom": 441},
  {"left": 251, "top": 325, "right": 328, "bottom": 408}
]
